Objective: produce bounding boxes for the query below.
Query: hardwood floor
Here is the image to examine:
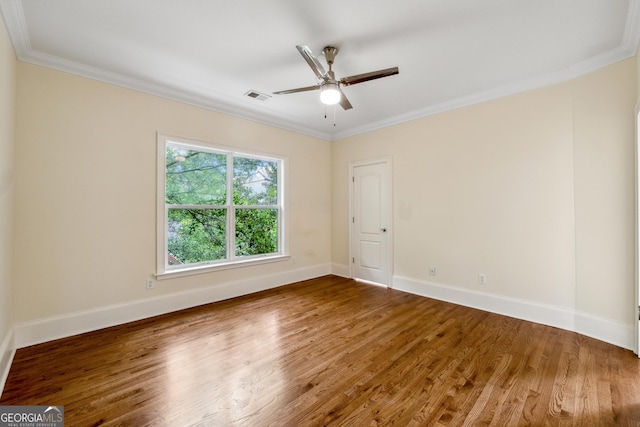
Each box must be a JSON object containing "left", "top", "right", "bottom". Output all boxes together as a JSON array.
[{"left": 2, "top": 275, "right": 639, "bottom": 426}]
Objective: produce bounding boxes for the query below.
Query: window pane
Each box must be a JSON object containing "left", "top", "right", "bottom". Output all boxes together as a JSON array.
[
  {"left": 166, "top": 144, "right": 227, "bottom": 205},
  {"left": 233, "top": 157, "right": 278, "bottom": 205},
  {"left": 235, "top": 209, "right": 278, "bottom": 256},
  {"left": 168, "top": 209, "right": 227, "bottom": 265}
]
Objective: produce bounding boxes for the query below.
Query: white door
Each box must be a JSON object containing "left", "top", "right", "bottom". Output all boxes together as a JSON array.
[{"left": 351, "top": 159, "right": 392, "bottom": 286}]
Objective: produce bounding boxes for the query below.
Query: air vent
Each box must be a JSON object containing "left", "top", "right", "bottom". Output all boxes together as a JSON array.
[{"left": 244, "top": 90, "right": 271, "bottom": 101}]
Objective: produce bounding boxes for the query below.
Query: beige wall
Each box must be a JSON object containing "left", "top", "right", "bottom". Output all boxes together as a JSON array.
[
  {"left": 333, "top": 58, "right": 636, "bottom": 327},
  {"left": 572, "top": 60, "right": 636, "bottom": 321},
  {"left": 6, "top": 46, "right": 638, "bottom": 345},
  {"left": 0, "top": 17, "right": 16, "bottom": 362},
  {"left": 13, "top": 62, "right": 331, "bottom": 323}
]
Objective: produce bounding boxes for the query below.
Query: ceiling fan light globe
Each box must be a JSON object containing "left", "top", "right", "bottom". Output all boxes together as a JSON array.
[{"left": 320, "top": 84, "right": 341, "bottom": 105}]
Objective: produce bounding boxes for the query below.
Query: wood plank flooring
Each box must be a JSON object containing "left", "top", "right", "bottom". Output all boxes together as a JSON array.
[{"left": 2, "top": 275, "right": 639, "bottom": 426}]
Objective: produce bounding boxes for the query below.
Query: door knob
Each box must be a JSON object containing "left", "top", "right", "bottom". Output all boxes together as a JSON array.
[{"left": 380, "top": 228, "right": 387, "bottom": 232}]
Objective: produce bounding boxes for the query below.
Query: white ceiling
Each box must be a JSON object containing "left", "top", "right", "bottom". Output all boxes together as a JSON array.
[{"left": 2, "top": 0, "right": 639, "bottom": 141}]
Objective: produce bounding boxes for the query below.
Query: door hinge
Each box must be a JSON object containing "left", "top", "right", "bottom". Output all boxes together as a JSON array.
[
  {"left": 352, "top": 217, "right": 355, "bottom": 223},
  {"left": 352, "top": 257, "right": 355, "bottom": 264}
]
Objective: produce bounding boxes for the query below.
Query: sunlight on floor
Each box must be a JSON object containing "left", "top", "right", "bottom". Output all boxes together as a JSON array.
[
  {"left": 355, "top": 278, "right": 388, "bottom": 288},
  {"left": 164, "top": 311, "right": 285, "bottom": 425}
]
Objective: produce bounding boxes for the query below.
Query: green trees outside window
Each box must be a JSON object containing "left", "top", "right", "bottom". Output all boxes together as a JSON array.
[{"left": 165, "top": 142, "right": 280, "bottom": 267}]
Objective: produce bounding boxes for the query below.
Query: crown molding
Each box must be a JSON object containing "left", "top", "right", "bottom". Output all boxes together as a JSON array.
[
  {"left": 331, "top": 46, "right": 636, "bottom": 140},
  {"left": 332, "top": 0, "right": 640, "bottom": 142},
  {"left": 21, "top": 48, "right": 333, "bottom": 141},
  {"left": 623, "top": 0, "right": 640, "bottom": 55},
  {"left": 0, "top": 0, "right": 29, "bottom": 53},
  {"left": 0, "top": 0, "right": 332, "bottom": 141},
  {"left": 2, "top": 0, "right": 639, "bottom": 143}
]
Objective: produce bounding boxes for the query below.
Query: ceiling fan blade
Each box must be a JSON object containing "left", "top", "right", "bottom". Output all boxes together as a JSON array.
[
  {"left": 273, "top": 84, "right": 320, "bottom": 95},
  {"left": 338, "top": 87, "right": 353, "bottom": 110},
  {"left": 340, "top": 67, "right": 399, "bottom": 87},
  {"left": 296, "top": 45, "right": 328, "bottom": 80}
]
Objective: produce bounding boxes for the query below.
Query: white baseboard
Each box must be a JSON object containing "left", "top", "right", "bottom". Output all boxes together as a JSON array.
[
  {"left": 393, "top": 275, "right": 635, "bottom": 351},
  {"left": 0, "top": 326, "right": 15, "bottom": 396},
  {"left": 331, "top": 263, "right": 351, "bottom": 278},
  {"left": 15, "top": 264, "right": 331, "bottom": 349},
  {"left": 574, "top": 310, "right": 635, "bottom": 351},
  {"left": 12, "top": 267, "right": 635, "bottom": 352}
]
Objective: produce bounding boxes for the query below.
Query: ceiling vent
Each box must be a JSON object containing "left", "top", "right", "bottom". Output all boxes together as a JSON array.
[{"left": 244, "top": 90, "right": 271, "bottom": 101}]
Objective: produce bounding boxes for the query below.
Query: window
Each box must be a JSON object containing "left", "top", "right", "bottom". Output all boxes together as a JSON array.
[{"left": 157, "top": 134, "right": 286, "bottom": 277}]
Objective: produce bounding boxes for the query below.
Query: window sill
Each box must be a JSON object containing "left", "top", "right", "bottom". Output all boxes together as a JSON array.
[{"left": 155, "top": 255, "right": 291, "bottom": 280}]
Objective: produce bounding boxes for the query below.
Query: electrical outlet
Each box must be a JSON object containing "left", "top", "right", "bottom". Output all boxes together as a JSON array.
[
  {"left": 429, "top": 266, "right": 436, "bottom": 276},
  {"left": 146, "top": 279, "right": 154, "bottom": 290},
  {"left": 478, "top": 273, "right": 487, "bottom": 285}
]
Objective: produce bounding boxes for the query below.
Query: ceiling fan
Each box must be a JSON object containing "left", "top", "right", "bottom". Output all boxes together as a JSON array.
[{"left": 273, "top": 45, "right": 399, "bottom": 110}]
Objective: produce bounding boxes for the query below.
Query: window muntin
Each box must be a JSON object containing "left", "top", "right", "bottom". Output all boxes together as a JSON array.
[{"left": 158, "top": 135, "right": 284, "bottom": 275}]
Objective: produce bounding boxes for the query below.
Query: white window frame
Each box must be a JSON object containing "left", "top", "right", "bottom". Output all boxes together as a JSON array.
[{"left": 156, "top": 133, "right": 289, "bottom": 279}]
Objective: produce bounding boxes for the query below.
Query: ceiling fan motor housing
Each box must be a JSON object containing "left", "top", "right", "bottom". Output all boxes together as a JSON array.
[{"left": 323, "top": 46, "right": 338, "bottom": 66}]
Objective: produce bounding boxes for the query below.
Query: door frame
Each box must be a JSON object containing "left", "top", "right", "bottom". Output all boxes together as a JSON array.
[
  {"left": 349, "top": 157, "right": 393, "bottom": 287},
  {"left": 633, "top": 104, "right": 640, "bottom": 357}
]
